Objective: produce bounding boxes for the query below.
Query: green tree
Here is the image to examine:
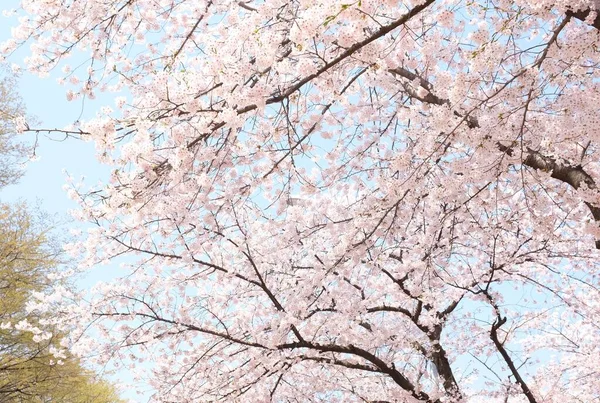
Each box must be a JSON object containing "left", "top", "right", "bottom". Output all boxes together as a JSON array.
[
  {"left": 0, "top": 68, "right": 28, "bottom": 189},
  {"left": 0, "top": 70, "right": 124, "bottom": 402}
]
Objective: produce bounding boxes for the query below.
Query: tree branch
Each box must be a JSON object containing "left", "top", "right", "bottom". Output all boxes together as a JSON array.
[
  {"left": 567, "top": 7, "right": 600, "bottom": 30},
  {"left": 390, "top": 55, "right": 600, "bottom": 248}
]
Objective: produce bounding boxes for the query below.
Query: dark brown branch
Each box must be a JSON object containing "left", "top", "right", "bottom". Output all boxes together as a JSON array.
[
  {"left": 366, "top": 305, "right": 414, "bottom": 317},
  {"left": 490, "top": 316, "right": 538, "bottom": 403},
  {"left": 95, "top": 311, "right": 269, "bottom": 349},
  {"left": 101, "top": 308, "right": 439, "bottom": 401},
  {"left": 259, "top": 0, "right": 436, "bottom": 109},
  {"left": 391, "top": 51, "right": 600, "bottom": 248},
  {"left": 567, "top": 7, "right": 600, "bottom": 30},
  {"left": 295, "top": 355, "right": 380, "bottom": 373},
  {"left": 501, "top": 145, "right": 600, "bottom": 247},
  {"left": 279, "top": 340, "right": 440, "bottom": 403}
]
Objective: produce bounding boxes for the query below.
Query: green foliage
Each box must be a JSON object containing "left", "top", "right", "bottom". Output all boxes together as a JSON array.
[
  {"left": 0, "top": 203, "right": 124, "bottom": 402},
  {"left": 0, "top": 67, "right": 29, "bottom": 189}
]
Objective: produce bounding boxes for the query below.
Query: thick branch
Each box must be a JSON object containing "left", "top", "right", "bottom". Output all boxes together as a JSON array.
[
  {"left": 390, "top": 63, "right": 600, "bottom": 248},
  {"left": 502, "top": 145, "right": 600, "bottom": 247},
  {"left": 279, "top": 340, "right": 440, "bottom": 403},
  {"left": 259, "top": 0, "right": 436, "bottom": 109},
  {"left": 110, "top": 307, "right": 441, "bottom": 402},
  {"left": 430, "top": 344, "right": 459, "bottom": 397},
  {"left": 567, "top": 7, "right": 600, "bottom": 30},
  {"left": 490, "top": 317, "right": 538, "bottom": 403}
]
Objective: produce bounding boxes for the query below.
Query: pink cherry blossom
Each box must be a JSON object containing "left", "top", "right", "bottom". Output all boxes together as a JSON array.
[{"left": 8, "top": 0, "right": 600, "bottom": 401}]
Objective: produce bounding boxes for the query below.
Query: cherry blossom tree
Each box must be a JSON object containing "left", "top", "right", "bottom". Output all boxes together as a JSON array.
[{"left": 4, "top": 0, "right": 600, "bottom": 401}]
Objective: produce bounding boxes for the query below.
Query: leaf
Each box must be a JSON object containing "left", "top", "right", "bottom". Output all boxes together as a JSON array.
[{"left": 323, "top": 15, "right": 336, "bottom": 27}]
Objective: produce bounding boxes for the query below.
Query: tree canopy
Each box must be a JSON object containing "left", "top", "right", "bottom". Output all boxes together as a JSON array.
[
  {"left": 0, "top": 69, "right": 28, "bottom": 188},
  {"left": 0, "top": 203, "right": 124, "bottom": 403},
  {"left": 4, "top": 0, "right": 600, "bottom": 402}
]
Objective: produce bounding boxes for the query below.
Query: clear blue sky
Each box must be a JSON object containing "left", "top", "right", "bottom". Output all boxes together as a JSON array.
[
  {"left": 0, "top": 17, "right": 109, "bottom": 212},
  {"left": 1, "top": 2, "right": 142, "bottom": 400}
]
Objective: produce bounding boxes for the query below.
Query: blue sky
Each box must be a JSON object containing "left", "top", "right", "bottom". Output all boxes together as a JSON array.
[
  {"left": 0, "top": 0, "right": 128, "bottom": 317},
  {"left": 0, "top": 4, "right": 109, "bottom": 212},
  {"left": 0, "top": 2, "right": 143, "bottom": 400}
]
